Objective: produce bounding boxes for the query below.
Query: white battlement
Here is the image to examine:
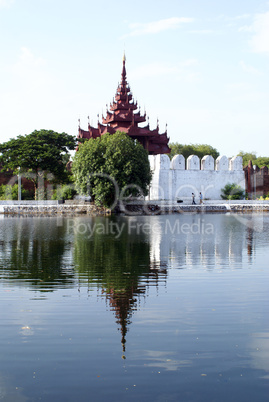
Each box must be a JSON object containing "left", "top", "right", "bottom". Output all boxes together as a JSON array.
[
  {"left": 148, "top": 154, "right": 245, "bottom": 201},
  {"left": 152, "top": 154, "right": 243, "bottom": 171}
]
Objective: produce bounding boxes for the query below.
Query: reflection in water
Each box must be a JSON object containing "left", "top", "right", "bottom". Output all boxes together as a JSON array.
[
  {"left": 1, "top": 214, "right": 265, "bottom": 286},
  {"left": 0, "top": 218, "right": 75, "bottom": 290},
  {"left": 72, "top": 216, "right": 167, "bottom": 357},
  {"left": 70, "top": 213, "right": 268, "bottom": 356},
  {"left": 146, "top": 213, "right": 267, "bottom": 269},
  {"left": 0, "top": 214, "right": 268, "bottom": 358},
  {"left": 0, "top": 213, "right": 269, "bottom": 401},
  {"left": 247, "top": 226, "right": 254, "bottom": 260}
]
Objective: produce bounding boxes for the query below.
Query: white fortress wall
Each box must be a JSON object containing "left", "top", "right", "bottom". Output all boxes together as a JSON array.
[{"left": 148, "top": 154, "right": 245, "bottom": 201}]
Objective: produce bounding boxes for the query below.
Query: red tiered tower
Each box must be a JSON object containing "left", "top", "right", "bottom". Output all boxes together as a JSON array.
[{"left": 78, "top": 55, "right": 170, "bottom": 155}]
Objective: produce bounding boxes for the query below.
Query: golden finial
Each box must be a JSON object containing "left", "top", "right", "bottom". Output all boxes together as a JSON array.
[{"left": 123, "top": 51, "right": 126, "bottom": 62}]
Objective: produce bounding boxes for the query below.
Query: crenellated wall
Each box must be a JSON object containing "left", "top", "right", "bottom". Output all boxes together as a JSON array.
[{"left": 148, "top": 154, "right": 245, "bottom": 201}]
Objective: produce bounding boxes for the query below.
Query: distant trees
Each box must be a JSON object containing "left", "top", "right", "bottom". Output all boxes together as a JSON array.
[
  {"left": 0, "top": 130, "right": 76, "bottom": 199},
  {"left": 238, "top": 151, "right": 269, "bottom": 169},
  {"left": 237, "top": 152, "right": 257, "bottom": 167},
  {"left": 256, "top": 157, "right": 269, "bottom": 169},
  {"left": 168, "top": 143, "right": 219, "bottom": 160},
  {"left": 168, "top": 145, "right": 269, "bottom": 170},
  {"left": 72, "top": 131, "right": 152, "bottom": 207}
]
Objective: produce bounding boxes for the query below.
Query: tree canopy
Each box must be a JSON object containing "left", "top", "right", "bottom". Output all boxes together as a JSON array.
[
  {"left": 237, "top": 151, "right": 269, "bottom": 169},
  {"left": 168, "top": 143, "right": 220, "bottom": 160},
  {"left": 0, "top": 129, "right": 77, "bottom": 198},
  {"left": 72, "top": 131, "right": 152, "bottom": 207}
]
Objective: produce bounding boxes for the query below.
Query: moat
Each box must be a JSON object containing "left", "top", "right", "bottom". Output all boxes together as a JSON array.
[{"left": 0, "top": 213, "right": 268, "bottom": 401}]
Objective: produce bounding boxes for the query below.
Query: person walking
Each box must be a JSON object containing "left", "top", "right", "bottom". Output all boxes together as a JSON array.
[
  {"left": 192, "top": 193, "right": 196, "bottom": 205},
  {"left": 199, "top": 192, "right": 203, "bottom": 205}
]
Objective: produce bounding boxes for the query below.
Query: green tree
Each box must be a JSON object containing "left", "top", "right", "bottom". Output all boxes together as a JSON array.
[
  {"left": 0, "top": 130, "right": 76, "bottom": 199},
  {"left": 168, "top": 142, "right": 219, "bottom": 160},
  {"left": 72, "top": 131, "right": 152, "bottom": 207},
  {"left": 237, "top": 151, "right": 257, "bottom": 167},
  {"left": 254, "top": 157, "right": 269, "bottom": 169},
  {"left": 221, "top": 183, "right": 245, "bottom": 200},
  {"left": 237, "top": 151, "right": 269, "bottom": 169}
]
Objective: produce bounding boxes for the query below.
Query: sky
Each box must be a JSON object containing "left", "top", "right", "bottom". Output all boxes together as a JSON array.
[{"left": 0, "top": 0, "right": 268, "bottom": 158}]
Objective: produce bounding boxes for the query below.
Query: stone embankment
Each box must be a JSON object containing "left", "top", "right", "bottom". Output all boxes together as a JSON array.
[
  {"left": 0, "top": 201, "right": 111, "bottom": 216},
  {"left": 1, "top": 200, "right": 269, "bottom": 216},
  {"left": 118, "top": 200, "right": 269, "bottom": 215}
]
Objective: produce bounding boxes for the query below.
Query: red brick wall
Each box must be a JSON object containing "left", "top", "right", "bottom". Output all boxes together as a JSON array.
[
  {"left": 244, "top": 161, "right": 269, "bottom": 198},
  {"left": 0, "top": 167, "right": 35, "bottom": 193}
]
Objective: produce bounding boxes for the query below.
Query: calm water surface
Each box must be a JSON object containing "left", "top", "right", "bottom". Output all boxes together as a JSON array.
[{"left": 0, "top": 213, "right": 268, "bottom": 401}]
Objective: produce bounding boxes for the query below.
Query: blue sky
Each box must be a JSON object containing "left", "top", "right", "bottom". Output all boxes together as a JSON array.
[{"left": 0, "top": 0, "right": 268, "bottom": 157}]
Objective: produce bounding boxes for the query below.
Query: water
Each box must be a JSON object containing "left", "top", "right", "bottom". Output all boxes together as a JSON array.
[{"left": 0, "top": 213, "right": 268, "bottom": 401}]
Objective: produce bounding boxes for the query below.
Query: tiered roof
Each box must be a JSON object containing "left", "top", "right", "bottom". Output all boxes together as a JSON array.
[{"left": 78, "top": 55, "right": 170, "bottom": 155}]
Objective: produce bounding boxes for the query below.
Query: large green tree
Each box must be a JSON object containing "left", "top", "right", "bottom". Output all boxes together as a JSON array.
[
  {"left": 168, "top": 142, "right": 219, "bottom": 160},
  {"left": 72, "top": 131, "right": 152, "bottom": 207},
  {"left": 0, "top": 129, "right": 76, "bottom": 198}
]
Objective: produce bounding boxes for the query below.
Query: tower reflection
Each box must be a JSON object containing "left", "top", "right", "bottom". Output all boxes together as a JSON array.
[
  {"left": 0, "top": 213, "right": 265, "bottom": 358},
  {"left": 72, "top": 216, "right": 167, "bottom": 358},
  {"left": 72, "top": 213, "right": 264, "bottom": 356}
]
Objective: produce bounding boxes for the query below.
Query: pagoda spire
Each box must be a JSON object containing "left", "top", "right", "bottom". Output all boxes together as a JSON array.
[
  {"left": 78, "top": 55, "right": 171, "bottom": 155},
  {"left": 121, "top": 52, "right": 127, "bottom": 86}
]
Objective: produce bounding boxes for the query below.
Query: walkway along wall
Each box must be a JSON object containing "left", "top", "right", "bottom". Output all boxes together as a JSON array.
[{"left": 148, "top": 154, "right": 245, "bottom": 201}]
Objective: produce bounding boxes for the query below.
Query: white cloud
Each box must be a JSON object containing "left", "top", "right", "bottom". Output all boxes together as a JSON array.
[
  {"left": 0, "top": 47, "right": 52, "bottom": 139},
  {"left": 178, "top": 59, "right": 198, "bottom": 67},
  {"left": 129, "top": 59, "right": 199, "bottom": 82},
  {"left": 250, "top": 11, "right": 269, "bottom": 53},
  {"left": 231, "top": 14, "right": 250, "bottom": 21},
  {"left": 0, "top": 0, "right": 13, "bottom": 8},
  {"left": 239, "top": 60, "right": 261, "bottom": 75},
  {"left": 225, "top": 82, "right": 265, "bottom": 102},
  {"left": 12, "top": 47, "right": 47, "bottom": 89},
  {"left": 238, "top": 25, "right": 252, "bottom": 32},
  {"left": 240, "top": 11, "right": 269, "bottom": 53},
  {"left": 14, "top": 47, "right": 45, "bottom": 68},
  {"left": 124, "top": 17, "right": 194, "bottom": 37},
  {"left": 188, "top": 29, "right": 214, "bottom": 34},
  {"left": 130, "top": 62, "right": 177, "bottom": 79}
]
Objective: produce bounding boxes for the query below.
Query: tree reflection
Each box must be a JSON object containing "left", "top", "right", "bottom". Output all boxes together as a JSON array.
[
  {"left": 73, "top": 216, "right": 167, "bottom": 358},
  {"left": 0, "top": 213, "right": 266, "bottom": 359},
  {"left": 0, "top": 217, "right": 75, "bottom": 290}
]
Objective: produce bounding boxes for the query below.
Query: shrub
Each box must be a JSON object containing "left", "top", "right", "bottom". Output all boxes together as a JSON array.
[
  {"left": 52, "top": 185, "right": 77, "bottom": 200},
  {"left": 221, "top": 183, "right": 245, "bottom": 200},
  {"left": 258, "top": 193, "right": 269, "bottom": 201},
  {"left": 0, "top": 184, "right": 33, "bottom": 200}
]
